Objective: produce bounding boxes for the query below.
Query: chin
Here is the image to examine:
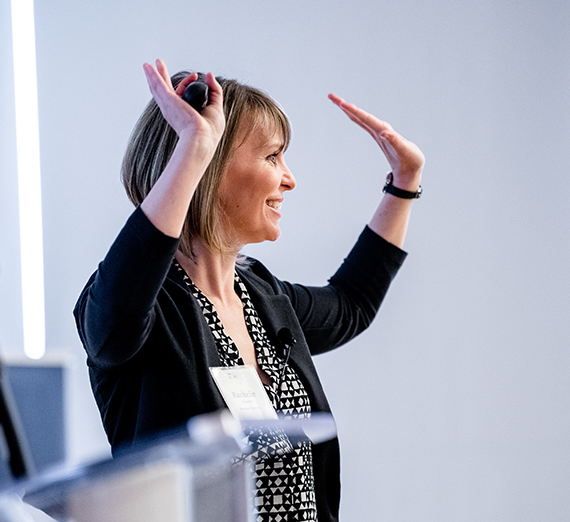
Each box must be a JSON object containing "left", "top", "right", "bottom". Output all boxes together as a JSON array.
[
  {"left": 249, "top": 228, "right": 281, "bottom": 245},
  {"left": 265, "top": 228, "right": 281, "bottom": 242}
]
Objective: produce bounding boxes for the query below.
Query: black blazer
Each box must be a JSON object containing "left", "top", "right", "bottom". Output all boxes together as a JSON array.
[{"left": 74, "top": 207, "right": 406, "bottom": 522}]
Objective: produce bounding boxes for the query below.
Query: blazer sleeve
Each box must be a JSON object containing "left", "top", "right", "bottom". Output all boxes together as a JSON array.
[
  {"left": 73, "top": 207, "right": 180, "bottom": 368},
  {"left": 276, "top": 226, "right": 407, "bottom": 355}
]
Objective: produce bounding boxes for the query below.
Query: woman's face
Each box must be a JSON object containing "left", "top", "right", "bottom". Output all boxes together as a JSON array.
[{"left": 219, "top": 120, "right": 296, "bottom": 247}]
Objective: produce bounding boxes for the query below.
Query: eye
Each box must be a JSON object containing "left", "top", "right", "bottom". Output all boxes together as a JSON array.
[{"left": 266, "top": 154, "right": 278, "bottom": 164}]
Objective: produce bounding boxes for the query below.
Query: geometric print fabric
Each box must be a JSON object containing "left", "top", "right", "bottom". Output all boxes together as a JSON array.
[{"left": 175, "top": 262, "right": 317, "bottom": 521}]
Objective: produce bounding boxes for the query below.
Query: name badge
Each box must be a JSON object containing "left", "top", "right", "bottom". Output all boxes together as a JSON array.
[{"left": 210, "top": 365, "right": 278, "bottom": 420}]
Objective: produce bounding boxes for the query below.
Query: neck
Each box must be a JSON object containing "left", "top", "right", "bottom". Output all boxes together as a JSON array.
[{"left": 176, "top": 239, "right": 239, "bottom": 304}]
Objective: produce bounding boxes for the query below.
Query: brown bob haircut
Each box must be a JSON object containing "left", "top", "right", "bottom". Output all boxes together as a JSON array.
[{"left": 121, "top": 71, "right": 291, "bottom": 256}]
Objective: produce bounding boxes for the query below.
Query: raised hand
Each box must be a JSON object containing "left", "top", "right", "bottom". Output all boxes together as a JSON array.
[
  {"left": 143, "top": 59, "right": 225, "bottom": 155},
  {"left": 328, "top": 93, "right": 424, "bottom": 191},
  {"left": 139, "top": 60, "right": 225, "bottom": 238}
]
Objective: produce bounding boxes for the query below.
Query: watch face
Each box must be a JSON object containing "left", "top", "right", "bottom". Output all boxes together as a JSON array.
[{"left": 383, "top": 172, "right": 393, "bottom": 192}]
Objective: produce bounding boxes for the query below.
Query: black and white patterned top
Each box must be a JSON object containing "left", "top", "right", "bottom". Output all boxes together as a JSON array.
[{"left": 175, "top": 262, "right": 317, "bottom": 521}]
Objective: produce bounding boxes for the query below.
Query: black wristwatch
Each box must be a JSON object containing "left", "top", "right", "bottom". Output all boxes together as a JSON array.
[{"left": 382, "top": 172, "right": 422, "bottom": 199}]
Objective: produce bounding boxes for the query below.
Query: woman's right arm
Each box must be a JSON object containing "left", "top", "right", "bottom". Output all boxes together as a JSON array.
[
  {"left": 74, "top": 208, "right": 180, "bottom": 367},
  {"left": 139, "top": 60, "right": 225, "bottom": 238},
  {"left": 74, "top": 61, "right": 225, "bottom": 367}
]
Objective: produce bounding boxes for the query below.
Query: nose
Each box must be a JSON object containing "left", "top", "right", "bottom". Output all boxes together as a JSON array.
[{"left": 280, "top": 159, "right": 296, "bottom": 191}]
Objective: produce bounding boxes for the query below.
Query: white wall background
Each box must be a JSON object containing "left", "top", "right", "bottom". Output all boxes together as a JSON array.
[{"left": 1, "top": 0, "right": 569, "bottom": 520}]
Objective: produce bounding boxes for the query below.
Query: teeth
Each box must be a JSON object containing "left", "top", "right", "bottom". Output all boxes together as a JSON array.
[{"left": 267, "top": 201, "right": 282, "bottom": 210}]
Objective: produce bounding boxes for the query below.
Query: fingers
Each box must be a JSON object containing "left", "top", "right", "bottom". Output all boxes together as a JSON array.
[
  {"left": 204, "top": 72, "right": 223, "bottom": 107},
  {"left": 329, "top": 93, "right": 425, "bottom": 176},
  {"left": 147, "top": 64, "right": 222, "bottom": 112},
  {"left": 329, "top": 93, "right": 392, "bottom": 133},
  {"left": 328, "top": 93, "right": 345, "bottom": 107},
  {"left": 143, "top": 61, "right": 174, "bottom": 102},
  {"left": 142, "top": 62, "right": 159, "bottom": 89},
  {"left": 175, "top": 73, "right": 199, "bottom": 96},
  {"left": 142, "top": 60, "right": 226, "bottom": 141},
  {"left": 155, "top": 59, "right": 171, "bottom": 85},
  {"left": 340, "top": 100, "right": 392, "bottom": 133}
]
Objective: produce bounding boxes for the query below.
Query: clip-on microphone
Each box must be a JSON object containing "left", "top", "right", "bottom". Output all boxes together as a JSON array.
[{"left": 276, "top": 328, "right": 296, "bottom": 392}]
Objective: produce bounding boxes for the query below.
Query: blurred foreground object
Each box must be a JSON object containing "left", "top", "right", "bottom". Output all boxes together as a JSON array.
[{"left": 0, "top": 410, "right": 335, "bottom": 522}]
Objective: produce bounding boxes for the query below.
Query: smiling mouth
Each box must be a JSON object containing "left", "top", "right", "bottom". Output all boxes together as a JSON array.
[{"left": 266, "top": 200, "right": 282, "bottom": 210}]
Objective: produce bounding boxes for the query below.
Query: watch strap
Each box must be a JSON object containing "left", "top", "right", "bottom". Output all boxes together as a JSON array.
[{"left": 383, "top": 172, "right": 422, "bottom": 199}]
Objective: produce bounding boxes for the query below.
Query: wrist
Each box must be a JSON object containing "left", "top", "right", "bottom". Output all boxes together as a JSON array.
[
  {"left": 390, "top": 168, "right": 423, "bottom": 191},
  {"left": 383, "top": 172, "right": 422, "bottom": 199},
  {"left": 176, "top": 131, "right": 218, "bottom": 167}
]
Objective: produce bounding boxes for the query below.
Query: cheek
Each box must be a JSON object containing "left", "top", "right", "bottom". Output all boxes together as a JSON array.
[{"left": 219, "top": 191, "right": 256, "bottom": 224}]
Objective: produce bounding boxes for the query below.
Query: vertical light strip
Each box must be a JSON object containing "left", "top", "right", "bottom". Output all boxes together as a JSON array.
[{"left": 11, "top": 0, "right": 45, "bottom": 359}]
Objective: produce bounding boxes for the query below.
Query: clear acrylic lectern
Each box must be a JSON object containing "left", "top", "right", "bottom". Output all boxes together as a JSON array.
[
  {"left": 0, "top": 411, "right": 249, "bottom": 522},
  {"left": 0, "top": 410, "right": 336, "bottom": 522}
]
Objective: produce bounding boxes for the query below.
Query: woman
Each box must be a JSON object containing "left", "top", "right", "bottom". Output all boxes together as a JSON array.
[{"left": 74, "top": 59, "right": 424, "bottom": 522}]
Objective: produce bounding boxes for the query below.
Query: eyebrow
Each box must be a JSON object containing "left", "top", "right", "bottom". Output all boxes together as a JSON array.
[{"left": 262, "top": 136, "right": 286, "bottom": 152}]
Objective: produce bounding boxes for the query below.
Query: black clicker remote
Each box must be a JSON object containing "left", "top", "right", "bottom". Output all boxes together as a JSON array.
[{"left": 182, "top": 73, "right": 209, "bottom": 112}]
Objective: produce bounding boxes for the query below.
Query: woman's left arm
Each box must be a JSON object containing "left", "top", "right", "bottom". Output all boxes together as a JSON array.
[{"left": 329, "top": 94, "right": 425, "bottom": 249}]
